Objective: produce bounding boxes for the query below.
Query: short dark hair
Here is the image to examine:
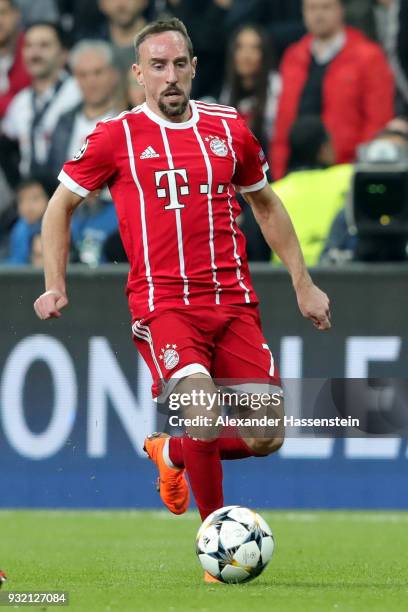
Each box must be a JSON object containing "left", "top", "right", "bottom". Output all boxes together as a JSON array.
[
  {"left": 25, "top": 21, "right": 66, "bottom": 48},
  {"left": 134, "top": 18, "right": 194, "bottom": 63},
  {"left": 288, "top": 115, "right": 329, "bottom": 170}
]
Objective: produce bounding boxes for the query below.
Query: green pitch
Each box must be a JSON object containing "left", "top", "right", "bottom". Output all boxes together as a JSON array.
[{"left": 1, "top": 510, "right": 407, "bottom": 612}]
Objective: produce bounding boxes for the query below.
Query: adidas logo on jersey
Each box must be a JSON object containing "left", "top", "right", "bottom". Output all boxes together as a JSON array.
[{"left": 140, "top": 146, "right": 160, "bottom": 159}]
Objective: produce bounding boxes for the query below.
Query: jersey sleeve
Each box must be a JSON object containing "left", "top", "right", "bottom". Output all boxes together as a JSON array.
[
  {"left": 58, "top": 121, "right": 116, "bottom": 197},
  {"left": 232, "top": 120, "right": 269, "bottom": 193}
]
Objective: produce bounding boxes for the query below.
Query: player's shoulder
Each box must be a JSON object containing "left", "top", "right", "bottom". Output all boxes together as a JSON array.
[
  {"left": 194, "top": 100, "right": 239, "bottom": 120},
  {"left": 91, "top": 105, "right": 145, "bottom": 140},
  {"left": 101, "top": 105, "right": 145, "bottom": 127}
]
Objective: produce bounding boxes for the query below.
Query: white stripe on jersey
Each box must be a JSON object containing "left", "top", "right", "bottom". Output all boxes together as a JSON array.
[
  {"left": 221, "top": 119, "right": 251, "bottom": 304},
  {"left": 196, "top": 108, "right": 237, "bottom": 119},
  {"left": 132, "top": 321, "right": 150, "bottom": 340},
  {"left": 226, "top": 185, "right": 251, "bottom": 303},
  {"left": 58, "top": 169, "right": 90, "bottom": 198},
  {"left": 193, "top": 124, "right": 221, "bottom": 304},
  {"left": 195, "top": 101, "right": 237, "bottom": 113},
  {"left": 123, "top": 119, "right": 155, "bottom": 312},
  {"left": 222, "top": 119, "right": 237, "bottom": 175},
  {"left": 132, "top": 320, "right": 164, "bottom": 379},
  {"left": 132, "top": 326, "right": 150, "bottom": 341},
  {"left": 103, "top": 106, "right": 143, "bottom": 123},
  {"left": 159, "top": 125, "right": 190, "bottom": 306}
]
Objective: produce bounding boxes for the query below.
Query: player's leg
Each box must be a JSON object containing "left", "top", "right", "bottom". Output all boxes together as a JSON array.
[
  {"left": 166, "top": 425, "right": 270, "bottom": 464},
  {"left": 134, "top": 309, "right": 223, "bottom": 518},
  {"left": 170, "top": 371, "right": 225, "bottom": 585},
  {"left": 166, "top": 306, "right": 284, "bottom": 463},
  {"left": 133, "top": 310, "right": 211, "bottom": 515},
  {"left": 166, "top": 405, "right": 284, "bottom": 462},
  {"left": 212, "top": 305, "right": 285, "bottom": 458},
  {"left": 234, "top": 397, "right": 285, "bottom": 457},
  {"left": 171, "top": 371, "right": 224, "bottom": 520}
]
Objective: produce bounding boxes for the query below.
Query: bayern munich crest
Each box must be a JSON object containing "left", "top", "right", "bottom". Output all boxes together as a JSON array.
[
  {"left": 206, "top": 135, "right": 228, "bottom": 157},
  {"left": 159, "top": 344, "right": 179, "bottom": 370}
]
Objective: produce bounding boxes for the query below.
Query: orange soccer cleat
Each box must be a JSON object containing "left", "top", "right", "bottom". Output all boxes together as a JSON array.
[
  {"left": 143, "top": 432, "right": 189, "bottom": 515},
  {"left": 204, "top": 571, "right": 222, "bottom": 583}
]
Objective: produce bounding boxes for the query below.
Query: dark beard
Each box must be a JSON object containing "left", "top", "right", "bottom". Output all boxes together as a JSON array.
[{"left": 158, "top": 94, "right": 189, "bottom": 118}]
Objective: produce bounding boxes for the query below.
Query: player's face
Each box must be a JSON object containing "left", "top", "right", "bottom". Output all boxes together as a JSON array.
[
  {"left": 133, "top": 31, "right": 197, "bottom": 121},
  {"left": 127, "top": 66, "right": 146, "bottom": 107},
  {"left": 23, "top": 26, "right": 65, "bottom": 79},
  {"left": 73, "top": 50, "right": 118, "bottom": 108},
  {"left": 303, "top": 0, "right": 344, "bottom": 39},
  {"left": 0, "top": 0, "right": 19, "bottom": 46},
  {"left": 234, "top": 29, "right": 263, "bottom": 79}
]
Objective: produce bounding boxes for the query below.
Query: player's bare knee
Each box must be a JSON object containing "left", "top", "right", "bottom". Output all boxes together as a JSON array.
[
  {"left": 250, "top": 436, "right": 285, "bottom": 456},
  {"left": 174, "top": 372, "right": 221, "bottom": 440}
]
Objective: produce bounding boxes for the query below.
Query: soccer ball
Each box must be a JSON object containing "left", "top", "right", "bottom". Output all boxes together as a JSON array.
[{"left": 196, "top": 505, "right": 274, "bottom": 583}]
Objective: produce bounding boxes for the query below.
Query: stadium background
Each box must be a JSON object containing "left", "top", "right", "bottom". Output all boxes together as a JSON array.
[
  {"left": 0, "top": 0, "right": 407, "bottom": 509},
  {"left": 1, "top": 264, "right": 407, "bottom": 510},
  {"left": 1, "top": 4, "right": 408, "bottom": 607}
]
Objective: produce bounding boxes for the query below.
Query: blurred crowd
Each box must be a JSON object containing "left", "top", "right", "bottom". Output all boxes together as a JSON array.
[{"left": 0, "top": 0, "right": 407, "bottom": 267}]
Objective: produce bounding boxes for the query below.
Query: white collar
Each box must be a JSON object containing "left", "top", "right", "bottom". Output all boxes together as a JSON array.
[{"left": 142, "top": 100, "right": 199, "bottom": 129}]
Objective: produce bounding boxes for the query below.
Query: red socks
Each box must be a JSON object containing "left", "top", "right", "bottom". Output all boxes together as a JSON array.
[
  {"left": 217, "top": 424, "right": 261, "bottom": 458},
  {"left": 169, "top": 436, "right": 184, "bottom": 468},
  {"left": 218, "top": 435, "right": 258, "bottom": 459},
  {"left": 168, "top": 426, "right": 258, "bottom": 467},
  {"left": 182, "top": 437, "right": 223, "bottom": 520},
  {"left": 167, "top": 427, "right": 262, "bottom": 520}
]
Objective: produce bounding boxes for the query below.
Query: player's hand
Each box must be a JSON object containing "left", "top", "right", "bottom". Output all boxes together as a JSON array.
[
  {"left": 296, "top": 281, "right": 331, "bottom": 330},
  {"left": 33, "top": 289, "right": 68, "bottom": 320}
]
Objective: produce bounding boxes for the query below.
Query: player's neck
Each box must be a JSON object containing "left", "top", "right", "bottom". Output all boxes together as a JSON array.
[{"left": 145, "top": 99, "right": 192, "bottom": 124}]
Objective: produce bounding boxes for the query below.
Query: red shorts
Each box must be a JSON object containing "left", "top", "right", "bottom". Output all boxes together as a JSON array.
[{"left": 131, "top": 304, "right": 281, "bottom": 400}]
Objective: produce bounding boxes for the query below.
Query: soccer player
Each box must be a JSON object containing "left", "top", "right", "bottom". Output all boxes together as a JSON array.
[{"left": 34, "top": 18, "right": 330, "bottom": 580}]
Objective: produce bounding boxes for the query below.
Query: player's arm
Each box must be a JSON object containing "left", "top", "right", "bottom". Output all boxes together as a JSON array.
[
  {"left": 243, "top": 184, "right": 331, "bottom": 330},
  {"left": 33, "top": 184, "right": 83, "bottom": 320},
  {"left": 33, "top": 121, "right": 116, "bottom": 320}
]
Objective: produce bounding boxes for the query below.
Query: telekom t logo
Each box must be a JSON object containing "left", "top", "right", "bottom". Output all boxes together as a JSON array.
[{"left": 155, "top": 168, "right": 189, "bottom": 210}]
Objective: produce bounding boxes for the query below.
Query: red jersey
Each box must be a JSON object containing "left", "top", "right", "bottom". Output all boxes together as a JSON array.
[{"left": 59, "top": 100, "right": 269, "bottom": 319}]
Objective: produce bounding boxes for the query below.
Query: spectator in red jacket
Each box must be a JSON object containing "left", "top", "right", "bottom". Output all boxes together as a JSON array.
[
  {"left": 270, "top": 0, "right": 394, "bottom": 180},
  {"left": 0, "top": 0, "right": 30, "bottom": 118}
]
